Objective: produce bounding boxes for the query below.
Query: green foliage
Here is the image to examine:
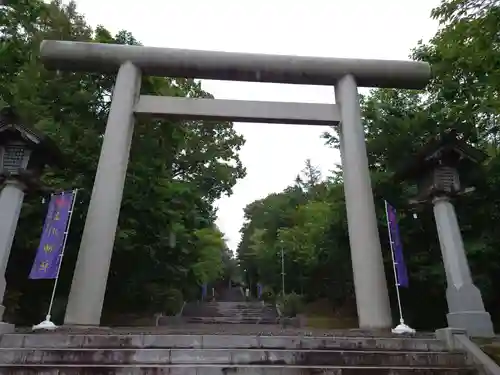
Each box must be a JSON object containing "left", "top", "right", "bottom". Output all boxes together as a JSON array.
[
  {"left": 278, "top": 292, "right": 304, "bottom": 318},
  {"left": 238, "top": 0, "right": 500, "bottom": 330},
  {"left": 1, "top": 0, "right": 244, "bottom": 324},
  {"left": 261, "top": 286, "right": 275, "bottom": 303},
  {"left": 191, "top": 227, "right": 226, "bottom": 285},
  {"left": 161, "top": 288, "right": 184, "bottom": 316}
]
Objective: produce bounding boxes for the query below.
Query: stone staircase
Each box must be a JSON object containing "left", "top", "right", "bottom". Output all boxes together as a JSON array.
[
  {"left": 0, "top": 331, "right": 478, "bottom": 374},
  {"left": 181, "top": 301, "right": 279, "bottom": 324},
  {"left": 218, "top": 286, "right": 246, "bottom": 302}
]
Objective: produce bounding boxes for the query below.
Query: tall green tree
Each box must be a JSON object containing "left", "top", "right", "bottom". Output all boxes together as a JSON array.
[
  {"left": 238, "top": 0, "right": 500, "bottom": 329},
  {"left": 1, "top": 0, "right": 245, "bottom": 324}
]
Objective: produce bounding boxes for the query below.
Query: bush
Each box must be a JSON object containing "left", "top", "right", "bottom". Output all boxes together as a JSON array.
[
  {"left": 162, "top": 288, "right": 184, "bottom": 316},
  {"left": 262, "top": 286, "right": 275, "bottom": 303},
  {"left": 279, "top": 292, "right": 304, "bottom": 317}
]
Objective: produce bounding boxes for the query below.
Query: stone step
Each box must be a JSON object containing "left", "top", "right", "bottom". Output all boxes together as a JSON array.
[
  {"left": 203, "top": 302, "right": 267, "bottom": 306},
  {"left": 0, "top": 364, "right": 477, "bottom": 374},
  {"left": 216, "top": 307, "right": 274, "bottom": 310},
  {"left": 0, "top": 348, "right": 468, "bottom": 367},
  {"left": 186, "top": 311, "right": 275, "bottom": 314},
  {"left": 11, "top": 325, "right": 437, "bottom": 337},
  {"left": 211, "top": 310, "right": 267, "bottom": 311},
  {"left": 182, "top": 305, "right": 278, "bottom": 318},
  {"left": 213, "top": 305, "right": 269, "bottom": 307},
  {"left": 209, "top": 315, "right": 272, "bottom": 318},
  {"left": 222, "top": 312, "right": 276, "bottom": 314},
  {"left": 184, "top": 317, "right": 278, "bottom": 324},
  {"left": 215, "top": 312, "right": 271, "bottom": 314},
  {"left": 212, "top": 311, "right": 276, "bottom": 315},
  {"left": 189, "top": 316, "right": 274, "bottom": 319},
  {"left": 182, "top": 308, "right": 278, "bottom": 317},
  {"left": 184, "top": 315, "right": 276, "bottom": 318},
  {"left": 0, "top": 334, "right": 448, "bottom": 351},
  {"left": 215, "top": 306, "right": 268, "bottom": 309},
  {"left": 211, "top": 306, "right": 273, "bottom": 308},
  {"left": 182, "top": 311, "right": 278, "bottom": 317},
  {"left": 208, "top": 304, "right": 268, "bottom": 307},
  {"left": 212, "top": 313, "right": 277, "bottom": 317}
]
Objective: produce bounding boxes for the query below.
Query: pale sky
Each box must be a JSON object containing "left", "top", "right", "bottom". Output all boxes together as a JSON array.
[{"left": 73, "top": 0, "right": 440, "bottom": 252}]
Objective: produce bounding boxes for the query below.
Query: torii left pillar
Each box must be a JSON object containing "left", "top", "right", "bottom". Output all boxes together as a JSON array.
[{"left": 64, "top": 62, "right": 141, "bottom": 326}]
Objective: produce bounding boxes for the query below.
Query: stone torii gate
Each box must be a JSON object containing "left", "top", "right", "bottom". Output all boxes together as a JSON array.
[{"left": 39, "top": 40, "right": 430, "bottom": 328}]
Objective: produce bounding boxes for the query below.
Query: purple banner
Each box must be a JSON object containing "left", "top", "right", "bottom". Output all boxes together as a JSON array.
[
  {"left": 201, "top": 283, "right": 207, "bottom": 298},
  {"left": 257, "top": 283, "right": 263, "bottom": 299},
  {"left": 385, "top": 201, "right": 409, "bottom": 288},
  {"left": 29, "top": 191, "right": 75, "bottom": 280}
]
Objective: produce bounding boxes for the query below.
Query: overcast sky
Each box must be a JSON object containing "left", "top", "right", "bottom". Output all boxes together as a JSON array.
[{"left": 73, "top": 0, "right": 440, "bottom": 252}]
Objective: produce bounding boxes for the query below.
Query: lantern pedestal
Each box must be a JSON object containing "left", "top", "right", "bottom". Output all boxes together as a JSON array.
[
  {"left": 433, "top": 196, "right": 494, "bottom": 337},
  {"left": 0, "top": 106, "right": 63, "bottom": 330},
  {"left": 0, "top": 179, "right": 24, "bottom": 333},
  {"left": 396, "top": 130, "right": 494, "bottom": 337}
]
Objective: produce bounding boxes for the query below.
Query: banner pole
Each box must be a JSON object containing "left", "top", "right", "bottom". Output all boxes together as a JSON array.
[
  {"left": 384, "top": 200, "right": 405, "bottom": 323},
  {"left": 33, "top": 189, "right": 78, "bottom": 331},
  {"left": 384, "top": 200, "right": 415, "bottom": 335}
]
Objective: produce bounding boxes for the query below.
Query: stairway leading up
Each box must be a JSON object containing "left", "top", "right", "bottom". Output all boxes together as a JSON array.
[
  {"left": 0, "top": 330, "right": 478, "bottom": 374},
  {"left": 181, "top": 301, "right": 279, "bottom": 324}
]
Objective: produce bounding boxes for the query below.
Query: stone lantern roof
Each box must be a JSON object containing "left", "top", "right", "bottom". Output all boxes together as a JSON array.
[
  {"left": 0, "top": 107, "right": 63, "bottom": 190},
  {"left": 0, "top": 106, "right": 63, "bottom": 170},
  {"left": 395, "top": 129, "right": 487, "bottom": 183},
  {"left": 394, "top": 130, "right": 487, "bottom": 203}
]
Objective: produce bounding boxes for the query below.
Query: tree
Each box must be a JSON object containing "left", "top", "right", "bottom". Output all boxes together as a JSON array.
[
  {"left": 1, "top": 0, "right": 245, "bottom": 324},
  {"left": 238, "top": 0, "right": 500, "bottom": 329},
  {"left": 237, "top": 160, "right": 352, "bottom": 303},
  {"left": 413, "top": 0, "right": 500, "bottom": 144},
  {"left": 191, "top": 227, "right": 226, "bottom": 285},
  {"left": 295, "top": 158, "right": 322, "bottom": 192}
]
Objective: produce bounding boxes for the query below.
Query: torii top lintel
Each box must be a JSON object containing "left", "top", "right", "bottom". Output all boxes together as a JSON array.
[{"left": 39, "top": 40, "right": 431, "bottom": 89}]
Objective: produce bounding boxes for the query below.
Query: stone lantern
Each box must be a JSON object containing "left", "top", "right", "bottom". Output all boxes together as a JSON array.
[
  {"left": 395, "top": 129, "right": 494, "bottom": 337},
  {"left": 0, "top": 106, "right": 62, "bottom": 332}
]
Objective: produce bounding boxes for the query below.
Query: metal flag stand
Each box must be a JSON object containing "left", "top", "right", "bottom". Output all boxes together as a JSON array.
[
  {"left": 33, "top": 189, "right": 78, "bottom": 331},
  {"left": 384, "top": 200, "right": 416, "bottom": 335}
]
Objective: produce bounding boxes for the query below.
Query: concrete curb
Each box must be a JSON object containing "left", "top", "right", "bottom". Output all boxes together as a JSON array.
[{"left": 436, "top": 327, "right": 500, "bottom": 375}]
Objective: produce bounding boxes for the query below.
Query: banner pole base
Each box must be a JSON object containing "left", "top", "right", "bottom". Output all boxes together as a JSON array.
[
  {"left": 392, "top": 319, "right": 416, "bottom": 335},
  {"left": 32, "top": 315, "right": 57, "bottom": 331}
]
